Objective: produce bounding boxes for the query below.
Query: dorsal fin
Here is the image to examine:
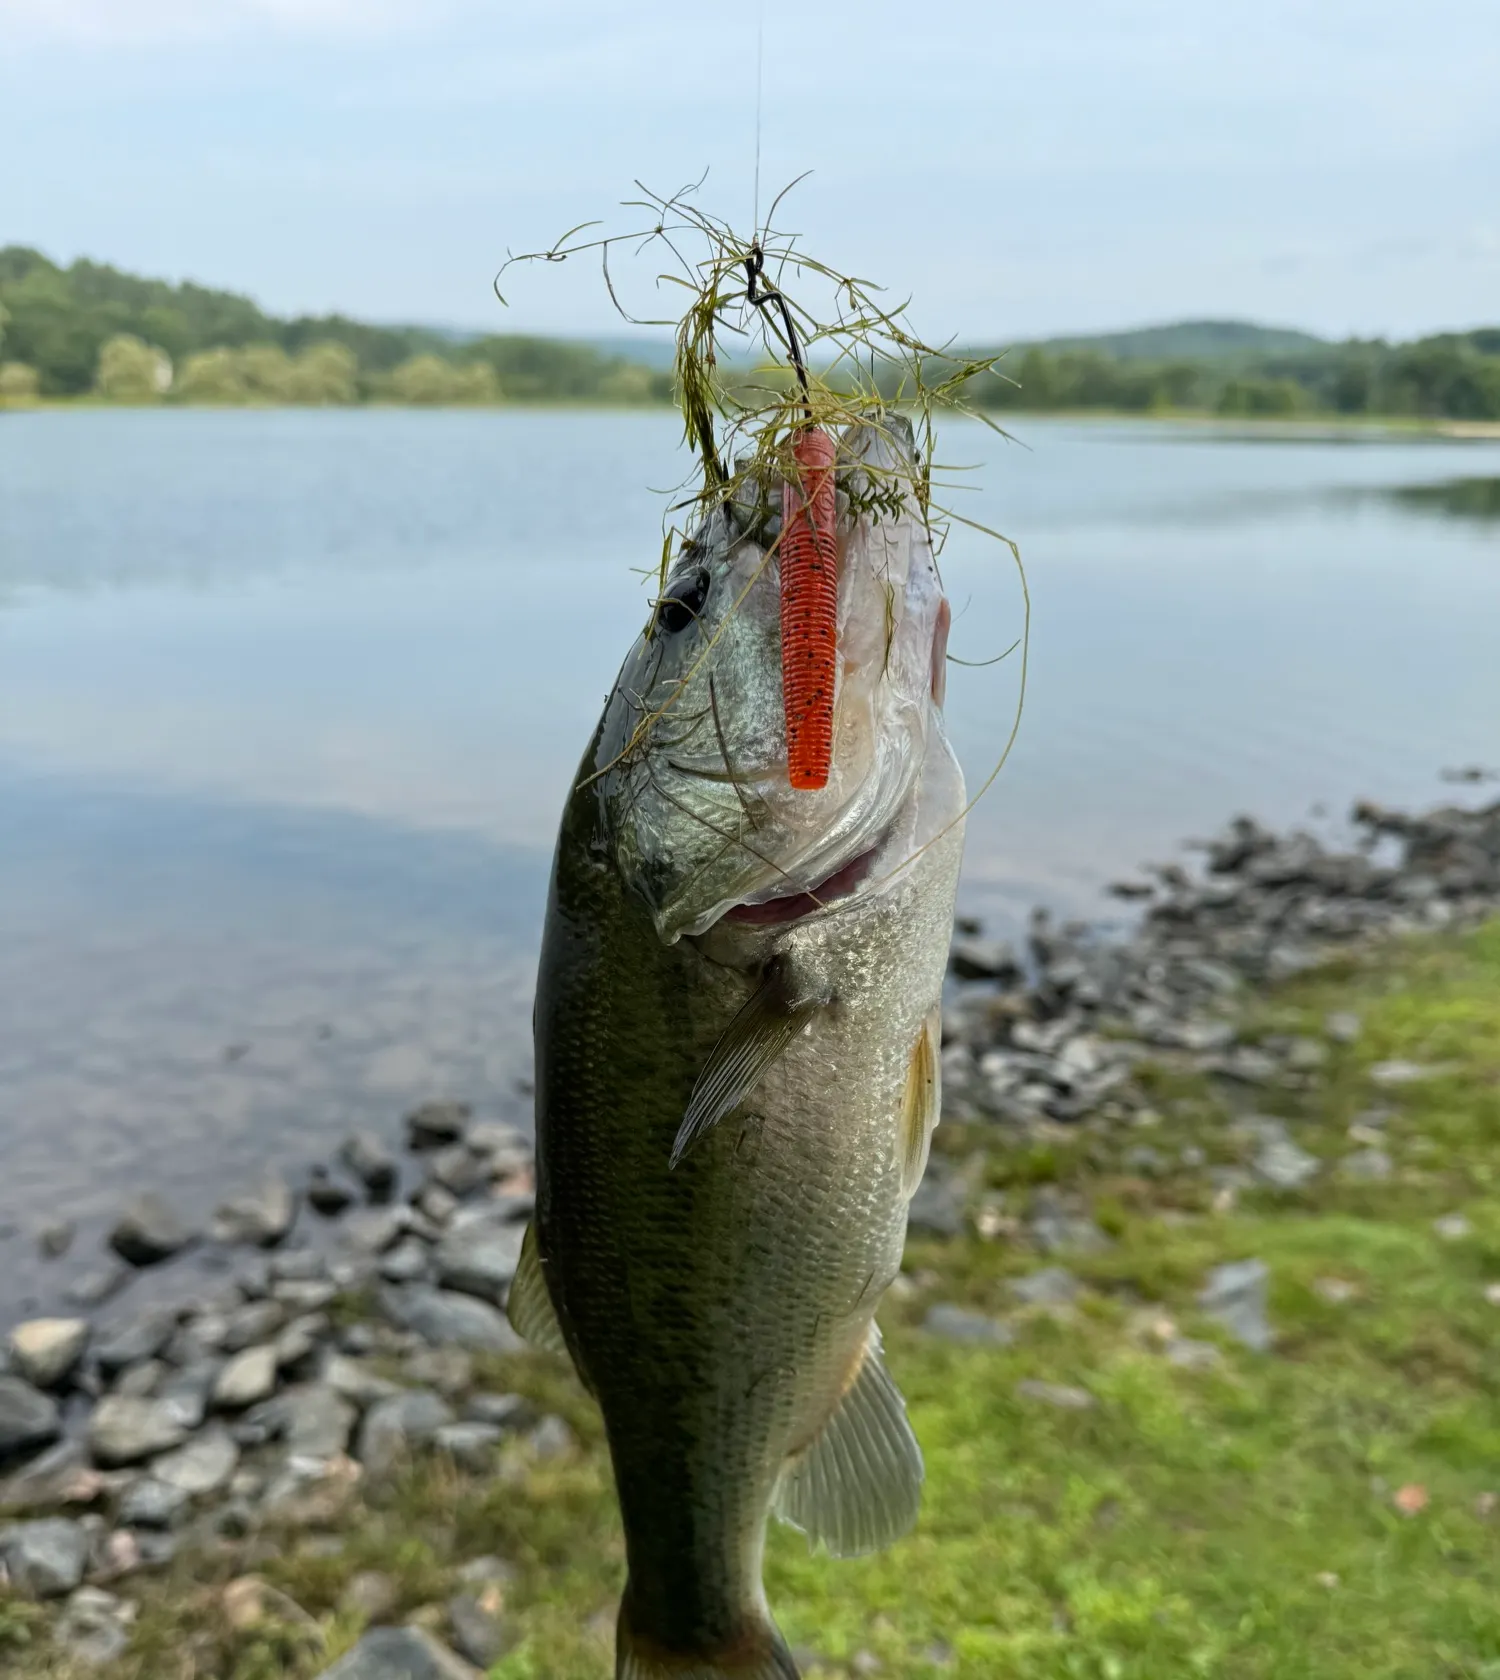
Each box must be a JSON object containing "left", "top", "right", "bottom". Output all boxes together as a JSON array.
[{"left": 772, "top": 1325, "right": 923, "bottom": 1557}]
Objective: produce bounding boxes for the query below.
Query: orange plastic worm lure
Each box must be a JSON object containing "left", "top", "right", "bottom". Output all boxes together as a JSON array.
[{"left": 780, "top": 426, "right": 839, "bottom": 790}]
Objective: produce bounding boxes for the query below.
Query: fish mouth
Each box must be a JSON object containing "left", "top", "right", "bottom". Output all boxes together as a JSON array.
[{"left": 722, "top": 843, "right": 881, "bottom": 926}]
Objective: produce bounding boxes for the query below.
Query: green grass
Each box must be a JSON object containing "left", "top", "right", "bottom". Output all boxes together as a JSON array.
[{"left": 8, "top": 923, "right": 1500, "bottom": 1678}]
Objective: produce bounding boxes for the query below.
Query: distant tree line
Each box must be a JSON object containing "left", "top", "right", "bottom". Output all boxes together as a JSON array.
[
  {"left": 948, "top": 334, "right": 1500, "bottom": 421},
  {"left": 0, "top": 246, "right": 672, "bottom": 406},
  {"left": 2, "top": 245, "right": 1498, "bottom": 420}
]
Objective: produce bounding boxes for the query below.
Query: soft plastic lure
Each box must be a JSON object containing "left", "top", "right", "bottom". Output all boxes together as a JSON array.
[{"left": 780, "top": 425, "right": 839, "bottom": 790}]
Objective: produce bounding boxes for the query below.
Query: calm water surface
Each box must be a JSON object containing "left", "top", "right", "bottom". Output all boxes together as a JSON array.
[{"left": 1, "top": 409, "right": 1496, "bottom": 1311}]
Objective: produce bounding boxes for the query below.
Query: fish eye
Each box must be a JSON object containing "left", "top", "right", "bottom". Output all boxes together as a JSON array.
[{"left": 655, "top": 568, "right": 710, "bottom": 634}]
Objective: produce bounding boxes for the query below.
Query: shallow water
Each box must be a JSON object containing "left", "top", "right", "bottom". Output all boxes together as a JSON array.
[{"left": 1, "top": 409, "right": 1497, "bottom": 1312}]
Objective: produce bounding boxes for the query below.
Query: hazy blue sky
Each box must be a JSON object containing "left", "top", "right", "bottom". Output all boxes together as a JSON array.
[{"left": 3, "top": 0, "right": 1496, "bottom": 342}]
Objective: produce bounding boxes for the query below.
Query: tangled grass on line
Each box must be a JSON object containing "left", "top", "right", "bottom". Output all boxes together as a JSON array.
[{"left": 495, "top": 176, "right": 1031, "bottom": 852}]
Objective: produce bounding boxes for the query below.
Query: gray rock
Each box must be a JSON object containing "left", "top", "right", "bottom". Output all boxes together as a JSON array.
[
  {"left": 339, "top": 1568, "right": 399, "bottom": 1622},
  {"left": 156, "top": 1362, "right": 221, "bottom": 1431},
  {"left": 403, "top": 1346, "right": 473, "bottom": 1397},
  {"left": 112, "top": 1361, "right": 165, "bottom": 1399},
  {"left": 405, "top": 1101, "right": 472, "bottom": 1150},
  {"left": 108, "top": 1193, "right": 196, "bottom": 1267},
  {"left": 455, "top": 1554, "right": 515, "bottom": 1588},
  {"left": 448, "top": 1590, "right": 508, "bottom": 1666},
  {"left": 1341, "top": 1147, "right": 1393, "bottom": 1182},
  {"left": 527, "top": 1415, "right": 574, "bottom": 1459},
  {"left": 356, "top": 1389, "right": 454, "bottom": 1477},
  {"left": 1014, "top": 1379, "right": 1095, "bottom": 1410},
  {"left": 341, "top": 1206, "right": 408, "bottom": 1255},
  {"left": 1284, "top": 1036, "right": 1329, "bottom": 1072},
  {"left": 434, "top": 1422, "right": 504, "bottom": 1472},
  {"left": 435, "top": 1221, "right": 524, "bottom": 1306},
  {"left": 415, "top": 1185, "right": 459, "bottom": 1227},
  {"left": 1324, "top": 1011, "right": 1363, "bottom": 1044},
  {"left": 213, "top": 1345, "right": 278, "bottom": 1410},
  {"left": 64, "top": 1265, "right": 131, "bottom": 1309},
  {"left": 0, "top": 1441, "right": 94, "bottom": 1514},
  {"left": 1199, "top": 1258, "right": 1273, "bottom": 1352},
  {"left": 37, "top": 1219, "right": 76, "bottom": 1259},
  {"left": 55, "top": 1585, "right": 133, "bottom": 1667},
  {"left": 1434, "top": 1213, "right": 1472, "bottom": 1241},
  {"left": 340, "top": 1131, "right": 399, "bottom": 1197},
  {"left": 118, "top": 1476, "right": 191, "bottom": 1529},
  {"left": 1029, "top": 1206, "right": 1111, "bottom": 1256},
  {"left": 906, "top": 1173, "right": 964, "bottom": 1238},
  {"left": 212, "top": 1173, "right": 297, "bottom": 1249},
  {"left": 1369, "top": 1059, "right": 1446, "bottom": 1087},
  {"left": 1214, "top": 1046, "right": 1283, "bottom": 1086},
  {"left": 7, "top": 1319, "right": 90, "bottom": 1389},
  {"left": 151, "top": 1424, "right": 239, "bottom": 1495},
  {"left": 0, "top": 1517, "right": 89, "bottom": 1597},
  {"left": 322, "top": 1355, "right": 403, "bottom": 1409},
  {"left": 222, "top": 1300, "right": 287, "bottom": 1353},
  {"left": 378, "top": 1239, "right": 431, "bottom": 1284},
  {"left": 313, "top": 1626, "right": 479, "bottom": 1680},
  {"left": 465, "top": 1122, "right": 529, "bottom": 1164},
  {"left": 1164, "top": 1337, "right": 1224, "bottom": 1372},
  {"left": 924, "top": 1304, "right": 1014, "bottom": 1346},
  {"left": 949, "top": 938, "right": 1021, "bottom": 983},
  {"left": 1254, "top": 1136, "right": 1321, "bottom": 1191},
  {"left": 307, "top": 1168, "right": 355, "bottom": 1217},
  {"left": 272, "top": 1279, "right": 338, "bottom": 1313},
  {"left": 275, "top": 1314, "right": 331, "bottom": 1371},
  {"left": 1008, "top": 1267, "right": 1080, "bottom": 1309},
  {"left": 277, "top": 1385, "right": 356, "bottom": 1460},
  {"left": 429, "top": 1145, "right": 490, "bottom": 1198},
  {"left": 164, "top": 1314, "right": 229, "bottom": 1367},
  {"left": 89, "top": 1396, "right": 189, "bottom": 1466},
  {"left": 96, "top": 1308, "right": 176, "bottom": 1376},
  {"left": 463, "top": 1393, "right": 534, "bottom": 1430},
  {"left": 378, "top": 1285, "right": 524, "bottom": 1354},
  {"left": 236, "top": 1256, "right": 272, "bottom": 1299},
  {"left": 271, "top": 1250, "right": 329, "bottom": 1283}
]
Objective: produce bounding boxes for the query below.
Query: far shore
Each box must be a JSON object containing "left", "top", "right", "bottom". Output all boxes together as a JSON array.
[{"left": 5, "top": 399, "right": 1500, "bottom": 440}]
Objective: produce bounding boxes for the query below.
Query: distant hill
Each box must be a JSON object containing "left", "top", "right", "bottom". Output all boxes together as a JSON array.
[
  {"left": 0, "top": 246, "right": 671, "bottom": 402},
  {"left": 1016, "top": 319, "right": 1330, "bottom": 362}
]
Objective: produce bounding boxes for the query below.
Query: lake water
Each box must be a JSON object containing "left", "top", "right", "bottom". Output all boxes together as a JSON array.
[{"left": 1, "top": 408, "right": 1497, "bottom": 1312}]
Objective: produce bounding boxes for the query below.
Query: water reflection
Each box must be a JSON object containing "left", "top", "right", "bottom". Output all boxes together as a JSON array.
[{"left": 1387, "top": 476, "right": 1500, "bottom": 523}]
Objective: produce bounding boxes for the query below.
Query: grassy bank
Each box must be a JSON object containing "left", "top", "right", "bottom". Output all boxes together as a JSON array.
[{"left": 5, "top": 921, "right": 1499, "bottom": 1678}]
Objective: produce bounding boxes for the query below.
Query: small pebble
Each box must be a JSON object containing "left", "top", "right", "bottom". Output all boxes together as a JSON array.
[{"left": 1014, "top": 1379, "right": 1095, "bottom": 1411}]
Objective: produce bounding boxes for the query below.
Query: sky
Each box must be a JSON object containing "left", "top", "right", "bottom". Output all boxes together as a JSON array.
[{"left": 2, "top": 0, "right": 1497, "bottom": 343}]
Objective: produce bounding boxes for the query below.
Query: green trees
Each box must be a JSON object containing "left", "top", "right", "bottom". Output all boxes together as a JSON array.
[
  {"left": 385, "top": 354, "right": 500, "bottom": 404},
  {"left": 5, "top": 241, "right": 1498, "bottom": 419},
  {"left": 96, "top": 334, "right": 171, "bottom": 401},
  {"left": 0, "top": 361, "right": 40, "bottom": 404}
]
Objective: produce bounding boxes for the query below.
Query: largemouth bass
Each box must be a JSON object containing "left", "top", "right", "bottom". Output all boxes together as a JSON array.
[{"left": 509, "top": 418, "right": 966, "bottom": 1680}]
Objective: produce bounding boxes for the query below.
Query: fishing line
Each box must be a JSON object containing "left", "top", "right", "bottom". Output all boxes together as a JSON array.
[{"left": 753, "top": 0, "right": 765, "bottom": 236}]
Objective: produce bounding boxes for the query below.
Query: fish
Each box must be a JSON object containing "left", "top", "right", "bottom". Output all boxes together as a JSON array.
[{"left": 508, "top": 415, "right": 966, "bottom": 1680}]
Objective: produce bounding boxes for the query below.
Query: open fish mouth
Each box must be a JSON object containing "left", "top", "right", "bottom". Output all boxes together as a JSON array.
[{"left": 722, "top": 844, "right": 881, "bottom": 926}]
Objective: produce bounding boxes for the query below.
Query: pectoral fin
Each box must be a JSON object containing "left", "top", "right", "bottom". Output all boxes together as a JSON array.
[
  {"left": 772, "top": 1325, "right": 924, "bottom": 1557},
  {"left": 671, "top": 961, "right": 822, "bottom": 1167},
  {"left": 898, "top": 1005, "right": 942, "bottom": 1199},
  {"left": 506, "top": 1221, "right": 571, "bottom": 1359}
]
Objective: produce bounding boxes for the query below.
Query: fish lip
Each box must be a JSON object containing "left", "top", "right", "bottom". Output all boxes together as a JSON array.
[{"left": 721, "top": 843, "right": 882, "bottom": 926}]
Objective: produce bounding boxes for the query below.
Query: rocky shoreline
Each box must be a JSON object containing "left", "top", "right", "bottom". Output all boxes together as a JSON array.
[{"left": 2, "top": 791, "right": 1498, "bottom": 1676}]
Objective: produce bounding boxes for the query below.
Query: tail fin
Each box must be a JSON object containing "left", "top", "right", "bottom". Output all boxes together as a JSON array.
[{"left": 616, "top": 1593, "right": 800, "bottom": 1680}]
